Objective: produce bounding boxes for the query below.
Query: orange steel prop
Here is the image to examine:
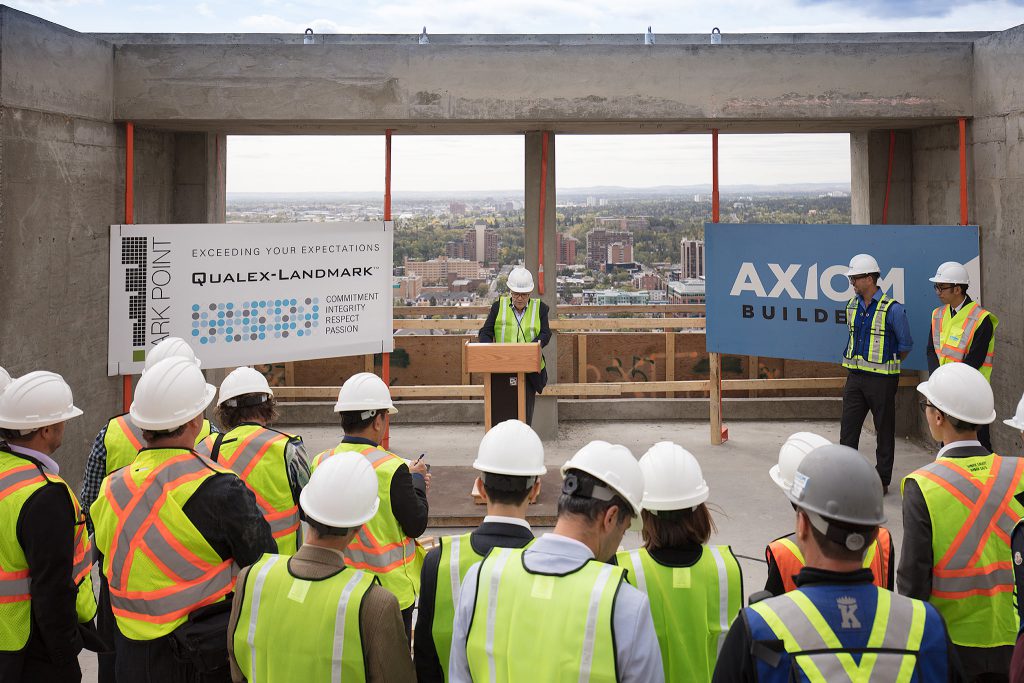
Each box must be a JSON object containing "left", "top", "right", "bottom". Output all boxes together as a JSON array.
[
  {"left": 882, "top": 130, "right": 895, "bottom": 225},
  {"left": 537, "top": 132, "right": 549, "bottom": 295},
  {"left": 959, "top": 118, "right": 968, "bottom": 225},
  {"left": 123, "top": 122, "right": 135, "bottom": 412},
  {"left": 711, "top": 129, "right": 727, "bottom": 443},
  {"left": 383, "top": 130, "right": 393, "bottom": 449}
]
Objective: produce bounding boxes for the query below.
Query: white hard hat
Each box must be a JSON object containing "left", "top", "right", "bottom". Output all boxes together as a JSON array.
[
  {"left": 300, "top": 454, "right": 380, "bottom": 527},
  {"left": 917, "top": 363, "right": 996, "bottom": 425},
  {"left": 0, "top": 367, "right": 11, "bottom": 394},
  {"left": 770, "top": 432, "right": 832, "bottom": 492},
  {"left": 130, "top": 357, "right": 216, "bottom": 431},
  {"left": 218, "top": 367, "right": 273, "bottom": 406},
  {"left": 846, "top": 253, "right": 881, "bottom": 277},
  {"left": 1004, "top": 394, "right": 1024, "bottom": 431},
  {"left": 638, "top": 442, "right": 709, "bottom": 511},
  {"left": 507, "top": 267, "right": 535, "bottom": 293},
  {"left": 473, "top": 419, "right": 547, "bottom": 476},
  {"left": 928, "top": 261, "right": 970, "bottom": 286},
  {"left": 144, "top": 337, "right": 202, "bottom": 371},
  {"left": 0, "top": 371, "right": 83, "bottom": 431},
  {"left": 334, "top": 372, "right": 397, "bottom": 415},
  {"left": 561, "top": 441, "right": 644, "bottom": 516}
]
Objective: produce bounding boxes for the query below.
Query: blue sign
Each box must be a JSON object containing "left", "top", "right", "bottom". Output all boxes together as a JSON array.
[{"left": 705, "top": 224, "right": 980, "bottom": 371}]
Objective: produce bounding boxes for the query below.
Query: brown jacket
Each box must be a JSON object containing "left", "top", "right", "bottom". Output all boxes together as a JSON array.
[{"left": 228, "top": 543, "right": 415, "bottom": 682}]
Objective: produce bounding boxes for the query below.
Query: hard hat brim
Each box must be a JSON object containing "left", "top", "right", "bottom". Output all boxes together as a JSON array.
[
  {"left": 472, "top": 459, "right": 547, "bottom": 476},
  {"left": 0, "top": 404, "right": 83, "bottom": 430},
  {"left": 641, "top": 486, "right": 710, "bottom": 511},
  {"left": 768, "top": 464, "right": 790, "bottom": 492},
  {"left": 300, "top": 490, "right": 380, "bottom": 528},
  {"left": 508, "top": 285, "right": 534, "bottom": 293},
  {"left": 928, "top": 276, "right": 966, "bottom": 285},
  {"left": 1004, "top": 418, "right": 1024, "bottom": 430},
  {"left": 917, "top": 381, "right": 997, "bottom": 425},
  {"left": 129, "top": 384, "right": 216, "bottom": 431}
]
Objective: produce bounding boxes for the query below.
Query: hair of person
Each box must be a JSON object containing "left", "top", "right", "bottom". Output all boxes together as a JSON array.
[
  {"left": 868, "top": 272, "right": 881, "bottom": 285},
  {"left": 216, "top": 394, "right": 278, "bottom": 430},
  {"left": 340, "top": 410, "right": 377, "bottom": 433},
  {"left": 481, "top": 473, "right": 535, "bottom": 506},
  {"left": 931, "top": 405, "right": 980, "bottom": 434},
  {"left": 806, "top": 514, "right": 878, "bottom": 563},
  {"left": 141, "top": 423, "right": 189, "bottom": 442},
  {"left": 641, "top": 504, "right": 716, "bottom": 550},
  {"left": 0, "top": 427, "right": 40, "bottom": 442},
  {"left": 305, "top": 517, "right": 353, "bottom": 538},
  {"left": 556, "top": 469, "right": 632, "bottom": 526}
]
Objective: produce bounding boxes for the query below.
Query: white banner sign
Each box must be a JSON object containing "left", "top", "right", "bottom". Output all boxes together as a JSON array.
[{"left": 108, "top": 222, "right": 394, "bottom": 375}]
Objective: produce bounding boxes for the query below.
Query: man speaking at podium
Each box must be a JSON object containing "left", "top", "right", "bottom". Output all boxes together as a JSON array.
[{"left": 479, "top": 267, "right": 551, "bottom": 425}]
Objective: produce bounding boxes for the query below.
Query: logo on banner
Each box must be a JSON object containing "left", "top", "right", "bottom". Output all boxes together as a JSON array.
[{"left": 122, "top": 236, "right": 148, "bottom": 362}]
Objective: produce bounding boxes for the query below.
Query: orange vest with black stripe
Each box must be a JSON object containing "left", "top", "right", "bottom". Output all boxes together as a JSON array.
[
  {"left": 0, "top": 449, "right": 96, "bottom": 651},
  {"left": 766, "top": 527, "right": 893, "bottom": 593},
  {"left": 104, "top": 414, "right": 214, "bottom": 475},
  {"left": 195, "top": 425, "right": 302, "bottom": 555},
  {"left": 90, "top": 448, "right": 238, "bottom": 640},
  {"left": 904, "top": 453, "right": 1024, "bottom": 647},
  {"left": 311, "top": 443, "right": 423, "bottom": 609}
]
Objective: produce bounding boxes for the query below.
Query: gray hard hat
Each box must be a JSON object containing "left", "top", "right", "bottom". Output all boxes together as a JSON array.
[{"left": 786, "top": 444, "right": 886, "bottom": 552}]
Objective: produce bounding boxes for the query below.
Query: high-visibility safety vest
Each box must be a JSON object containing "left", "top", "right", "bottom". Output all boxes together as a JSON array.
[
  {"left": 842, "top": 294, "right": 901, "bottom": 375},
  {"left": 767, "top": 527, "right": 893, "bottom": 593},
  {"left": 311, "top": 443, "right": 423, "bottom": 609},
  {"left": 196, "top": 425, "right": 302, "bottom": 555},
  {"left": 494, "top": 296, "right": 545, "bottom": 372},
  {"left": 104, "top": 414, "right": 214, "bottom": 475},
  {"left": 616, "top": 545, "right": 741, "bottom": 682},
  {"left": 90, "top": 448, "right": 239, "bottom": 640},
  {"left": 931, "top": 301, "right": 998, "bottom": 381},
  {"left": 903, "top": 454, "right": 1024, "bottom": 647},
  {"left": 466, "top": 547, "right": 624, "bottom": 682},
  {"left": 232, "top": 553, "right": 375, "bottom": 682},
  {"left": 432, "top": 532, "right": 485, "bottom": 681},
  {"left": 0, "top": 449, "right": 96, "bottom": 651},
  {"left": 747, "top": 585, "right": 933, "bottom": 682}
]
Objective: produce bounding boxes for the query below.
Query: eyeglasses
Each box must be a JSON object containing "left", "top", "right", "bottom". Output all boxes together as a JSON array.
[
  {"left": 848, "top": 274, "right": 870, "bottom": 284},
  {"left": 510, "top": 292, "right": 530, "bottom": 298},
  {"left": 933, "top": 284, "right": 957, "bottom": 293},
  {"left": 918, "top": 399, "right": 937, "bottom": 414}
]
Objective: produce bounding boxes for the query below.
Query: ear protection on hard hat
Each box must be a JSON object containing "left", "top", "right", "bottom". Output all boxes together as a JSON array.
[
  {"left": 562, "top": 471, "right": 618, "bottom": 504},
  {"left": 223, "top": 393, "right": 270, "bottom": 409}
]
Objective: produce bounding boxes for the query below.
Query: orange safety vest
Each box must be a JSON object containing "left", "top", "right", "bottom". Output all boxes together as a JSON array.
[
  {"left": 766, "top": 527, "right": 893, "bottom": 593},
  {"left": 92, "top": 450, "right": 238, "bottom": 639}
]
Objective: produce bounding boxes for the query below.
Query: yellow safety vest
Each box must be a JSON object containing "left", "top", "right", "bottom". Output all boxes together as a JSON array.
[
  {"left": 90, "top": 448, "right": 238, "bottom": 640},
  {"left": 196, "top": 425, "right": 302, "bottom": 555},
  {"left": 233, "top": 553, "right": 375, "bottom": 682},
  {"left": 104, "top": 414, "right": 214, "bottom": 475},
  {"left": 842, "top": 294, "right": 901, "bottom": 375},
  {"left": 617, "top": 546, "right": 741, "bottom": 682},
  {"left": 903, "top": 454, "right": 1024, "bottom": 647},
  {"left": 432, "top": 532, "right": 485, "bottom": 681},
  {"left": 0, "top": 449, "right": 96, "bottom": 651},
  {"left": 312, "top": 443, "right": 423, "bottom": 609},
  {"left": 466, "top": 547, "right": 623, "bottom": 682},
  {"left": 931, "top": 301, "right": 998, "bottom": 381},
  {"left": 495, "top": 296, "right": 545, "bottom": 372},
  {"left": 749, "top": 587, "right": 928, "bottom": 682}
]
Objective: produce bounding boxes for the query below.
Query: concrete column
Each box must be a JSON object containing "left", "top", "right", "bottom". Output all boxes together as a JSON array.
[
  {"left": 172, "top": 132, "right": 227, "bottom": 223},
  {"left": 850, "top": 130, "right": 913, "bottom": 225},
  {"left": 524, "top": 131, "right": 558, "bottom": 439}
]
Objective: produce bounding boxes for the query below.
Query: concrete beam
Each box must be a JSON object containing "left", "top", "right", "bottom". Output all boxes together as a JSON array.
[{"left": 111, "top": 41, "right": 975, "bottom": 131}]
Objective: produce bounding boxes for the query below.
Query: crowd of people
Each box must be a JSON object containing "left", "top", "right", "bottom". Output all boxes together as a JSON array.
[{"left": 1, "top": 253, "right": 1024, "bottom": 682}]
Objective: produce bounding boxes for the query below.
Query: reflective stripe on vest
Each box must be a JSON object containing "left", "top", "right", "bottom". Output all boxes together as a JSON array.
[
  {"left": 905, "top": 454, "right": 1024, "bottom": 647},
  {"left": 617, "top": 545, "right": 741, "bottom": 682},
  {"left": 198, "top": 426, "right": 300, "bottom": 554},
  {"left": 768, "top": 529, "right": 892, "bottom": 593},
  {"left": 233, "top": 553, "right": 373, "bottom": 683},
  {"left": 105, "top": 416, "right": 213, "bottom": 475},
  {"left": 495, "top": 296, "right": 545, "bottom": 371},
  {"left": 750, "top": 587, "right": 926, "bottom": 682},
  {"left": 433, "top": 532, "right": 484, "bottom": 681},
  {"left": 93, "top": 450, "right": 237, "bottom": 639},
  {"left": 931, "top": 301, "right": 998, "bottom": 381},
  {"left": 842, "top": 295, "right": 900, "bottom": 375},
  {"left": 466, "top": 547, "right": 622, "bottom": 683},
  {"left": 314, "top": 443, "right": 423, "bottom": 609},
  {"left": 0, "top": 452, "right": 97, "bottom": 650}
]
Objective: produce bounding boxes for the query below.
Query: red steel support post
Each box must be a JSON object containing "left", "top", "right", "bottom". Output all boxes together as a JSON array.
[
  {"left": 383, "top": 130, "right": 393, "bottom": 449},
  {"left": 123, "top": 122, "right": 135, "bottom": 412}
]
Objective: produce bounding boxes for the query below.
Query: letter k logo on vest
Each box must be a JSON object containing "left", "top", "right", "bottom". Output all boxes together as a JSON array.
[{"left": 837, "top": 597, "right": 861, "bottom": 629}]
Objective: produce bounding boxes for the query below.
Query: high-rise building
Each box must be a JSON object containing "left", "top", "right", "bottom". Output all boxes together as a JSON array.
[
  {"left": 449, "top": 202, "right": 466, "bottom": 216},
  {"left": 403, "top": 257, "right": 481, "bottom": 284},
  {"left": 463, "top": 224, "right": 498, "bottom": 264},
  {"left": 446, "top": 240, "right": 468, "bottom": 260},
  {"left": 556, "top": 233, "right": 578, "bottom": 266},
  {"left": 607, "top": 242, "right": 634, "bottom": 265},
  {"left": 586, "top": 228, "right": 633, "bottom": 267},
  {"left": 681, "top": 239, "right": 705, "bottom": 279}
]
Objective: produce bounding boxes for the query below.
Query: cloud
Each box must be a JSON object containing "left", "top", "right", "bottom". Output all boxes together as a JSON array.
[
  {"left": 196, "top": 1, "right": 214, "bottom": 17},
  {"left": 794, "top": 0, "right": 1024, "bottom": 18},
  {"left": 239, "top": 13, "right": 354, "bottom": 33}
]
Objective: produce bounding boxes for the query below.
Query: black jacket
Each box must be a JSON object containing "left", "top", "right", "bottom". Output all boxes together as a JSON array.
[
  {"left": 414, "top": 521, "right": 534, "bottom": 682},
  {"left": 478, "top": 298, "right": 552, "bottom": 394}
]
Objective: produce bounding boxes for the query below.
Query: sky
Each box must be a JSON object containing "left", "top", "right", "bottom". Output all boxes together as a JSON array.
[{"left": 12, "top": 0, "right": 1024, "bottom": 193}]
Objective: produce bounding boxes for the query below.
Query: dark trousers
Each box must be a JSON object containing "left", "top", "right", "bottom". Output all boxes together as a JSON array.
[
  {"left": 98, "top": 573, "right": 116, "bottom": 683},
  {"left": 840, "top": 371, "right": 900, "bottom": 486},
  {"left": 402, "top": 605, "right": 414, "bottom": 643},
  {"left": 0, "top": 651, "right": 81, "bottom": 683},
  {"left": 525, "top": 383, "right": 537, "bottom": 426},
  {"left": 113, "top": 630, "right": 230, "bottom": 683}
]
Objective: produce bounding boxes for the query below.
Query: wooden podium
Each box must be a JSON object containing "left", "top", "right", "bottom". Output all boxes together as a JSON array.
[{"left": 465, "top": 342, "right": 542, "bottom": 429}]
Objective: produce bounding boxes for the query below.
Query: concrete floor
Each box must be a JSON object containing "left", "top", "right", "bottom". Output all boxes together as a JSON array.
[{"left": 79, "top": 419, "right": 936, "bottom": 680}]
